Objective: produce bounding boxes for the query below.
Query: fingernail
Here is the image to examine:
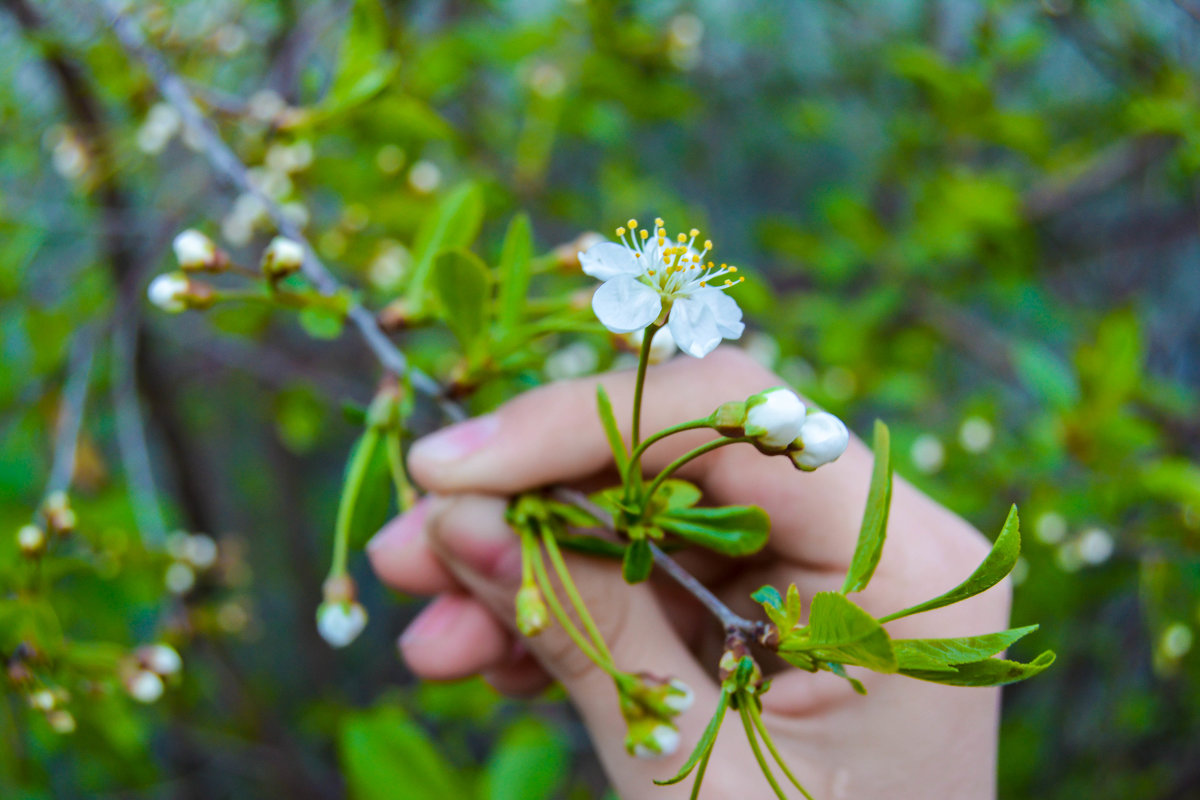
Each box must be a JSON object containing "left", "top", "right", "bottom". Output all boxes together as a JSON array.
[
  {"left": 400, "top": 596, "right": 463, "bottom": 645},
  {"left": 367, "top": 496, "right": 433, "bottom": 554},
  {"left": 410, "top": 414, "right": 499, "bottom": 464}
]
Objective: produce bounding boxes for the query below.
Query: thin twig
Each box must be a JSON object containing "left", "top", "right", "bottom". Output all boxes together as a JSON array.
[
  {"left": 111, "top": 311, "right": 169, "bottom": 545},
  {"left": 550, "top": 488, "right": 759, "bottom": 635},
  {"left": 92, "top": 0, "right": 463, "bottom": 422},
  {"left": 46, "top": 329, "right": 97, "bottom": 498}
]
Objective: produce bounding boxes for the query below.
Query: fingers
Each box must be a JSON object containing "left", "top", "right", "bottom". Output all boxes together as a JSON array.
[
  {"left": 408, "top": 347, "right": 876, "bottom": 566},
  {"left": 368, "top": 496, "right": 459, "bottom": 595},
  {"left": 418, "top": 493, "right": 730, "bottom": 786},
  {"left": 397, "top": 594, "right": 510, "bottom": 681}
]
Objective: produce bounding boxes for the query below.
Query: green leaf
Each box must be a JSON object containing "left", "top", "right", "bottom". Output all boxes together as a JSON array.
[
  {"left": 496, "top": 213, "right": 533, "bottom": 332},
  {"left": 655, "top": 504, "right": 770, "bottom": 556},
  {"left": 622, "top": 537, "right": 653, "bottom": 582},
  {"left": 553, "top": 532, "right": 627, "bottom": 559},
  {"left": 752, "top": 585, "right": 784, "bottom": 612},
  {"left": 783, "top": 591, "right": 897, "bottom": 673},
  {"left": 596, "top": 386, "right": 628, "bottom": 474},
  {"left": 892, "top": 625, "right": 1039, "bottom": 672},
  {"left": 648, "top": 479, "right": 702, "bottom": 513},
  {"left": 339, "top": 700, "right": 469, "bottom": 800},
  {"left": 298, "top": 307, "right": 345, "bottom": 340},
  {"left": 841, "top": 419, "right": 892, "bottom": 594},
  {"left": 482, "top": 717, "right": 570, "bottom": 800},
  {"left": 320, "top": 0, "right": 399, "bottom": 116},
  {"left": 900, "top": 650, "right": 1056, "bottom": 686},
  {"left": 433, "top": 248, "right": 491, "bottom": 353},
  {"left": 1012, "top": 342, "right": 1079, "bottom": 410},
  {"left": 654, "top": 689, "right": 730, "bottom": 786},
  {"left": 407, "top": 182, "right": 485, "bottom": 309},
  {"left": 880, "top": 505, "right": 1020, "bottom": 623}
]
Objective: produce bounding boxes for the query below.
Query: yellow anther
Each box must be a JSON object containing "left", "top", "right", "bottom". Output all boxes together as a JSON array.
[
  {"left": 616, "top": 226, "right": 626, "bottom": 236},
  {"left": 724, "top": 279, "right": 732, "bottom": 286},
  {"left": 700, "top": 281, "right": 707, "bottom": 287},
  {"left": 708, "top": 261, "right": 715, "bottom": 268},
  {"left": 634, "top": 252, "right": 641, "bottom": 258},
  {"left": 640, "top": 229, "right": 649, "bottom": 239},
  {"left": 720, "top": 263, "right": 727, "bottom": 269},
  {"left": 689, "top": 228, "right": 699, "bottom": 237},
  {"left": 628, "top": 218, "right": 638, "bottom": 228},
  {"left": 655, "top": 217, "right": 664, "bottom": 227},
  {"left": 729, "top": 266, "right": 738, "bottom": 273},
  {"left": 676, "top": 233, "right": 687, "bottom": 243},
  {"left": 704, "top": 240, "right": 713, "bottom": 250},
  {"left": 647, "top": 269, "right": 656, "bottom": 275},
  {"left": 663, "top": 256, "right": 671, "bottom": 264}
]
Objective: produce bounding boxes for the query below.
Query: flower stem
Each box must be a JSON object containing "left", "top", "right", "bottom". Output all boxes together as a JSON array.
[
  {"left": 623, "top": 417, "right": 711, "bottom": 487},
  {"left": 541, "top": 524, "right": 613, "bottom": 663},
  {"left": 527, "top": 527, "right": 617, "bottom": 677},
  {"left": 385, "top": 430, "right": 418, "bottom": 510},
  {"left": 329, "top": 429, "right": 380, "bottom": 578},
  {"left": 739, "top": 702, "right": 788, "bottom": 799},
  {"left": 747, "top": 699, "right": 815, "bottom": 800},
  {"left": 630, "top": 322, "right": 662, "bottom": 451},
  {"left": 642, "top": 437, "right": 750, "bottom": 503}
]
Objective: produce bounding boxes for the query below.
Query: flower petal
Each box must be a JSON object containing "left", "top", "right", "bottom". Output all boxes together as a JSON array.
[
  {"left": 579, "top": 242, "right": 644, "bottom": 280},
  {"left": 691, "top": 287, "right": 745, "bottom": 339},
  {"left": 592, "top": 276, "right": 662, "bottom": 333},
  {"left": 668, "top": 294, "right": 722, "bottom": 358}
]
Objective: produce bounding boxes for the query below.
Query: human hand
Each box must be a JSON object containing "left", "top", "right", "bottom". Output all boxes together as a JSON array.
[{"left": 368, "top": 348, "right": 1009, "bottom": 799}]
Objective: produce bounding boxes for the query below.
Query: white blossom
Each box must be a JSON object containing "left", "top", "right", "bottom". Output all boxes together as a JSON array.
[
  {"left": 317, "top": 601, "right": 368, "bottom": 648},
  {"left": 17, "top": 524, "right": 45, "bottom": 555},
  {"left": 172, "top": 229, "right": 216, "bottom": 269},
  {"left": 141, "top": 644, "right": 182, "bottom": 677},
  {"left": 746, "top": 388, "right": 807, "bottom": 448},
  {"left": 792, "top": 411, "right": 850, "bottom": 469},
  {"left": 662, "top": 678, "right": 694, "bottom": 713},
  {"left": 580, "top": 218, "right": 744, "bottom": 358},
  {"left": 1077, "top": 527, "right": 1114, "bottom": 565},
  {"left": 147, "top": 272, "right": 190, "bottom": 313}
]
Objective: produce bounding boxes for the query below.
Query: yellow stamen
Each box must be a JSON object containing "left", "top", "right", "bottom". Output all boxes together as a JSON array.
[
  {"left": 640, "top": 229, "right": 649, "bottom": 240},
  {"left": 648, "top": 269, "right": 656, "bottom": 275},
  {"left": 655, "top": 217, "right": 664, "bottom": 227},
  {"left": 704, "top": 240, "right": 713, "bottom": 250},
  {"left": 689, "top": 228, "right": 699, "bottom": 237},
  {"left": 676, "top": 233, "right": 687, "bottom": 243},
  {"left": 616, "top": 226, "right": 626, "bottom": 236},
  {"left": 700, "top": 281, "right": 707, "bottom": 287},
  {"left": 628, "top": 218, "right": 638, "bottom": 228},
  {"left": 729, "top": 266, "right": 738, "bottom": 273}
]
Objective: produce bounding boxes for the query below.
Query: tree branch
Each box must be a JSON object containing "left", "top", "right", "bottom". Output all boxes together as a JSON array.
[{"left": 91, "top": 0, "right": 463, "bottom": 422}]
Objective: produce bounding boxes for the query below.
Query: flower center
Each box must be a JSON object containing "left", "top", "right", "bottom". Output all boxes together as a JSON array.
[{"left": 614, "top": 218, "right": 745, "bottom": 299}]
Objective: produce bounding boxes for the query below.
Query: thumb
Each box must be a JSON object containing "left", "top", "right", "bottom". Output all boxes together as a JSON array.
[{"left": 423, "top": 493, "right": 725, "bottom": 790}]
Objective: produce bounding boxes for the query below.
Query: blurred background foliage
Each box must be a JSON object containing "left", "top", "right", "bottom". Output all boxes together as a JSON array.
[{"left": 2, "top": 0, "right": 1199, "bottom": 797}]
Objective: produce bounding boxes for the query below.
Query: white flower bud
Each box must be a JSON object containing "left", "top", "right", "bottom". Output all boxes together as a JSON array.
[
  {"left": 316, "top": 601, "right": 368, "bottom": 648},
  {"left": 746, "top": 388, "right": 807, "bottom": 448},
  {"left": 632, "top": 723, "right": 681, "bottom": 759},
  {"left": 47, "top": 709, "right": 76, "bottom": 734},
  {"left": 261, "top": 236, "right": 305, "bottom": 276},
  {"left": 627, "top": 326, "right": 678, "bottom": 364},
  {"left": 184, "top": 534, "right": 218, "bottom": 570},
  {"left": 127, "top": 670, "right": 164, "bottom": 703},
  {"left": 164, "top": 561, "right": 196, "bottom": 594},
  {"left": 148, "top": 272, "right": 191, "bottom": 313},
  {"left": 792, "top": 411, "right": 850, "bottom": 470},
  {"left": 141, "top": 644, "right": 183, "bottom": 677},
  {"left": 663, "top": 678, "right": 694, "bottom": 713},
  {"left": 17, "top": 524, "right": 45, "bottom": 556},
  {"left": 172, "top": 229, "right": 217, "bottom": 269},
  {"left": 29, "top": 689, "right": 56, "bottom": 711}
]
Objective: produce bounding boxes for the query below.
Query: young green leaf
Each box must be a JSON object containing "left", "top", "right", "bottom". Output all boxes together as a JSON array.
[
  {"left": 482, "top": 717, "right": 570, "bottom": 800},
  {"left": 596, "top": 386, "right": 628, "bottom": 474},
  {"left": 433, "top": 249, "right": 490, "bottom": 354},
  {"left": 622, "top": 537, "right": 653, "bottom": 583},
  {"left": 406, "top": 182, "right": 485, "bottom": 309},
  {"left": 841, "top": 420, "right": 892, "bottom": 594},
  {"left": 900, "top": 650, "right": 1056, "bottom": 686},
  {"left": 647, "top": 479, "right": 702, "bottom": 514},
  {"left": 319, "top": 0, "right": 399, "bottom": 116},
  {"left": 654, "top": 689, "right": 731, "bottom": 786},
  {"left": 879, "top": 505, "right": 1021, "bottom": 623},
  {"left": 496, "top": 213, "right": 533, "bottom": 332},
  {"left": 782, "top": 591, "right": 898, "bottom": 673},
  {"left": 655, "top": 504, "right": 770, "bottom": 556},
  {"left": 892, "top": 625, "right": 1039, "bottom": 672},
  {"left": 298, "top": 307, "right": 346, "bottom": 340}
]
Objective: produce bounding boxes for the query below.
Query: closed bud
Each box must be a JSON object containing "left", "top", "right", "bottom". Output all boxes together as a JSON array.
[
  {"left": 261, "top": 235, "right": 305, "bottom": 277},
  {"left": 625, "top": 718, "right": 681, "bottom": 759},
  {"left": 139, "top": 644, "right": 183, "bottom": 677},
  {"left": 125, "top": 669, "right": 165, "bottom": 703},
  {"left": 709, "top": 400, "right": 748, "bottom": 436},
  {"left": 148, "top": 272, "right": 215, "bottom": 313},
  {"left": 790, "top": 411, "right": 850, "bottom": 471},
  {"left": 172, "top": 229, "right": 221, "bottom": 270},
  {"left": 29, "top": 689, "right": 56, "bottom": 711},
  {"left": 745, "top": 387, "right": 807, "bottom": 449},
  {"left": 47, "top": 709, "right": 76, "bottom": 734},
  {"left": 316, "top": 600, "right": 368, "bottom": 648},
  {"left": 515, "top": 584, "right": 549, "bottom": 637},
  {"left": 17, "top": 524, "right": 45, "bottom": 556}
]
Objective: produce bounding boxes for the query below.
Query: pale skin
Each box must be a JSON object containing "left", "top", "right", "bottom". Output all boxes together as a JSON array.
[{"left": 368, "top": 348, "right": 1009, "bottom": 799}]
